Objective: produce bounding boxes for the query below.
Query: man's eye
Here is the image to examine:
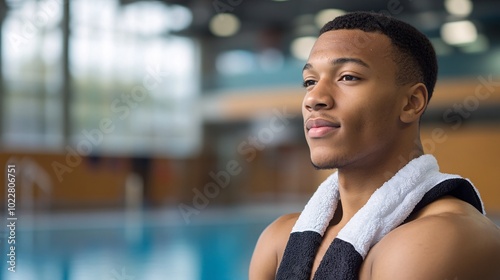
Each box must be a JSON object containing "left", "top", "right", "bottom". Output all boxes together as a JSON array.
[
  {"left": 340, "top": 75, "right": 359, "bottom": 81},
  {"left": 302, "top": 80, "right": 316, "bottom": 88}
]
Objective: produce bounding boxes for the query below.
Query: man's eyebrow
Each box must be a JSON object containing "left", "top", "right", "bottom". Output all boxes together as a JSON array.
[
  {"left": 302, "top": 57, "right": 369, "bottom": 72},
  {"left": 332, "top": 57, "right": 369, "bottom": 68}
]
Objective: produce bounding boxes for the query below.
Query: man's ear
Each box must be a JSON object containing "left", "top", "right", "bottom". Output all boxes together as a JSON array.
[{"left": 400, "top": 83, "right": 428, "bottom": 124}]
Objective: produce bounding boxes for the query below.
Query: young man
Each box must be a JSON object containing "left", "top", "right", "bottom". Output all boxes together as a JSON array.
[{"left": 249, "top": 12, "right": 500, "bottom": 280}]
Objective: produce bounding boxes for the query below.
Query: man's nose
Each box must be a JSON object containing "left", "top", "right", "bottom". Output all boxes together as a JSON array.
[{"left": 303, "top": 81, "right": 335, "bottom": 112}]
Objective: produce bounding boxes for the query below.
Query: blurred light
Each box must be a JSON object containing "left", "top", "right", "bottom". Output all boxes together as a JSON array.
[
  {"left": 119, "top": 2, "right": 191, "bottom": 35},
  {"left": 20, "top": 0, "right": 63, "bottom": 30},
  {"left": 258, "top": 48, "right": 285, "bottom": 72},
  {"left": 295, "top": 24, "right": 318, "bottom": 37},
  {"left": 315, "top": 9, "right": 346, "bottom": 29},
  {"left": 459, "top": 34, "right": 489, "bottom": 53},
  {"left": 294, "top": 14, "right": 315, "bottom": 27},
  {"left": 490, "top": 49, "right": 500, "bottom": 72},
  {"left": 415, "top": 11, "right": 441, "bottom": 30},
  {"left": 430, "top": 38, "right": 453, "bottom": 56},
  {"left": 216, "top": 50, "right": 256, "bottom": 75},
  {"left": 441, "top": 20, "right": 477, "bottom": 45},
  {"left": 290, "top": 36, "right": 316, "bottom": 60},
  {"left": 169, "top": 5, "right": 193, "bottom": 31},
  {"left": 209, "top": 13, "right": 240, "bottom": 37},
  {"left": 445, "top": 0, "right": 473, "bottom": 17},
  {"left": 293, "top": 14, "right": 318, "bottom": 38}
]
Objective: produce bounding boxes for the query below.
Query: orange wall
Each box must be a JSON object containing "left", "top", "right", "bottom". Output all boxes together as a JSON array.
[
  {"left": 0, "top": 153, "right": 181, "bottom": 210},
  {"left": 1, "top": 125, "right": 499, "bottom": 214},
  {"left": 2, "top": 76, "right": 500, "bottom": 213},
  {"left": 1, "top": 153, "right": 129, "bottom": 209},
  {"left": 420, "top": 125, "right": 500, "bottom": 214}
]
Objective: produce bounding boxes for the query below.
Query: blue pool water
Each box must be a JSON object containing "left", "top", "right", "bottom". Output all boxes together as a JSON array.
[
  {"left": 3, "top": 206, "right": 499, "bottom": 280},
  {"left": 0, "top": 205, "right": 294, "bottom": 280}
]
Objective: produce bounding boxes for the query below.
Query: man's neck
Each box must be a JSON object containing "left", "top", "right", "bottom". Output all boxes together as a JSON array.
[{"left": 335, "top": 146, "right": 424, "bottom": 223}]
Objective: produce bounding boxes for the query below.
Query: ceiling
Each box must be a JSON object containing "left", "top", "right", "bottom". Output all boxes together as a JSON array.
[{"left": 156, "top": 0, "right": 500, "bottom": 55}]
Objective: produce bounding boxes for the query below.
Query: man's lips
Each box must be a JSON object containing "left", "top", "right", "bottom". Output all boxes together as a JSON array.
[
  {"left": 305, "top": 118, "right": 341, "bottom": 138},
  {"left": 306, "top": 118, "right": 341, "bottom": 130}
]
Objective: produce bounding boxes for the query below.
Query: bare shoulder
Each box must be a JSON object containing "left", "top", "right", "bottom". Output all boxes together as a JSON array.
[
  {"left": 367, "top": 196, "right": 500, "bottom": 280},
  {"left": 249, "top": 213, "right": 300, "bottom": 280}
]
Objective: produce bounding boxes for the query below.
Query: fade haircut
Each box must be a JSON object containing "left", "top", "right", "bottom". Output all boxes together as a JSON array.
[{"left": 320, "top": 12, "right": 438, "bottom": 102}]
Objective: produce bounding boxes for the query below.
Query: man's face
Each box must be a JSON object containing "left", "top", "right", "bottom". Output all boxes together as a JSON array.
[{"left": 302, "top": 29, "right": 407, "bottom": 169}]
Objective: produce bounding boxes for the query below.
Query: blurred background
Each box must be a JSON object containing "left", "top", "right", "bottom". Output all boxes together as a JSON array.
[{"left": 0, "top": 0, "right": 499, "bottom": 279}]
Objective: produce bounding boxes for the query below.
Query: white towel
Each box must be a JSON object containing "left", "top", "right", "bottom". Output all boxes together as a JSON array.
[{"left": 276, "top": 154, "right": 484, "bottom": 280}]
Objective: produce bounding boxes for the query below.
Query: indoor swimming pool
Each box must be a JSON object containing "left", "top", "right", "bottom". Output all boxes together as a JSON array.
[
  {"left": 2, "top": 206, "right": 499, "bottom": 280},
  {"left": 0, "top": 205, "right": 291, "bottom": 280}
]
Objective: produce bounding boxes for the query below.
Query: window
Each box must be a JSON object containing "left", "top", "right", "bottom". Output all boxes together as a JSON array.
[{"left": 2, "top": 0, "right": 200, "bottom": 157}]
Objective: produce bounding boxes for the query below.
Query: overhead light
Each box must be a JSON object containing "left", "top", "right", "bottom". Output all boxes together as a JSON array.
[
  {"left": 293, "top": 14, "right": 316, "bottom": 28},
  {"left": 216, "top": 50, "right": 255, "bottom": 75},
  {"left": 293, "top": 14, "right": 318, "bottom": 38},
  {"left": 258, "top": 48, "right": 285, "bottom": 72},
  {"left": 169, "top": 5, "right": 193, "bottom": 31},
  {"left": 430, "top": 38, "right": 453, "bottom": 56},
  {"left": 440, "top": 20, "right": 477, "bottom": 45},
  {"left": 315, "top": 9, "right": 346, "bottom": 29},
  {"left": 444, "top": 0, "right": 473, "bottom": 17},
  {"left": 122, "top": 1, "right": 192, "bottom": 36},
  {"left": 295, "top": 24, "right": 318, "bottom": 37},
  {"left": 209, "top": 13, "right": 240, "bottom": 37},
  {"left": 290, "top": 36, "right": 316, "bottom": 60},
  {"left": 416, "top": 11, "right": 441, "bottom": 30},
  {"left": 459, "top": 34, "right": 489, "bottom": 53}
]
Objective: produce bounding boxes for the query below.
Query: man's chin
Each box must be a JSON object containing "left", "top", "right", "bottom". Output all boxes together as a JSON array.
[{"left": 311, "top": 160, "right": 338, "bottom": 170}]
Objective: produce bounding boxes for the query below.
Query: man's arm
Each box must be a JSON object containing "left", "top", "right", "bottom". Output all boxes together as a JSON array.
[
  {"left": 370, "top": 210, "right": 500, "bottom": 280},
  {"left": 249, "top": 213, "right": 298, "bottom": 280}
]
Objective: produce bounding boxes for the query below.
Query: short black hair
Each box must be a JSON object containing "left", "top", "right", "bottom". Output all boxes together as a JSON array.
[{"left": 320, "top": 11, "right": 438, "bottom": 102}]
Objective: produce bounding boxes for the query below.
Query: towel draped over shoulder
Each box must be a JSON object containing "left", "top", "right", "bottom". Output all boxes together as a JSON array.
[{"left": 276, "top": 154, "right": 484, "bottom": 280}]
